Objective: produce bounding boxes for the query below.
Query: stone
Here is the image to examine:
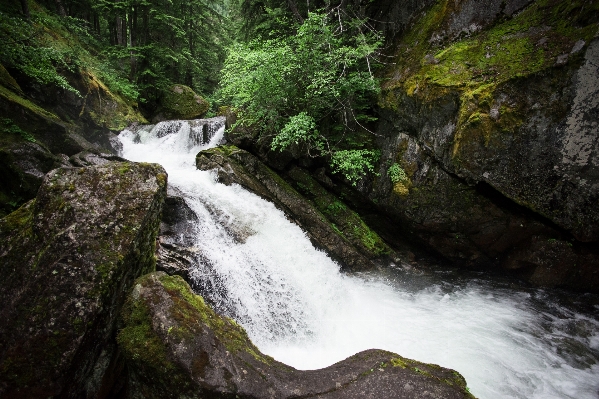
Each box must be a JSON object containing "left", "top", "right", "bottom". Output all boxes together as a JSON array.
[
  {"left": 154, "top": 84, "right": 210, "bottom": 122},
  {"left": 373, "top": 0, "right": 599, "bottom": 291},
  {"left": 196, "top": 145, "right": 377, "bottom": 271},
  {"left": 0, "top": 141, "right": 63, "bottom": 217},
  {"left": 0, "top": 161, "right": 167, "bottom": 398},
  {"left": 118, "top": 272, "right": 475, "bottom": 399}
]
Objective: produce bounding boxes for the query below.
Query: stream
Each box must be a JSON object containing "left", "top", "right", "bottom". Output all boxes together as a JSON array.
[{"left": 119, "top": 118, "right": 599, "bottom": 399}]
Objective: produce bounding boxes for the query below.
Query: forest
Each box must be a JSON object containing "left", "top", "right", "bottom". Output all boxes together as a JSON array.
[
  {"left": 1, "top": 0, "right": 386, "bottom": 183},
  {"left": 1, "top": 0, "right": 599, "bottom": 398}
]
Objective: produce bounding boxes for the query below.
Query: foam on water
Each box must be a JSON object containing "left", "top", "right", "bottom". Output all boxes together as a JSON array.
[{"left": 119, "top": 120, "right": 599, "bottom": 399}]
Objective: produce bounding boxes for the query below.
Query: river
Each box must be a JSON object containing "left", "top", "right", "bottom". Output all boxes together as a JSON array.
[{"left": 119, "top": 118, "right": 599, "bottom": 399}]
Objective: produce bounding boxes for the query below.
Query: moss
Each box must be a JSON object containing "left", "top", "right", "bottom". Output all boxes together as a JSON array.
[
  {"left": 0, "top": 199, "right": 35, "bottom": 232},
  {"left": 0, "top": 84, "right": 60, "bottom": 122},
  {"left": 382, "top": 0, "right": 599, "bottom": 162},
  {"left": 0, "top": 63, "right": 22, "bottom": 95},
  {"left": 82, "top": 70, "right": 147, "bottom": 131},
  {"left": 158, "top": 274, "right": 272, "bottom": 364},
  {"left": 286, "top": 167, "right": 391, "bottom": 258},
  {"left": 393, "top": 182, "right": 410, "bottom": 196},
  {"left": 389, "top": 355, "right": 475, "bottom": 397},
  {"left": 160, "top": 84, "right": 209, "bottom": 120},
  {"left": 117, "top": 296, "right": 175, "bottom": 372}
]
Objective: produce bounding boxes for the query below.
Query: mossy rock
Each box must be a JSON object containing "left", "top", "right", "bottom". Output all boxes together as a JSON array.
[
  {"left": 285, "top": 166, "right": 392, "bottom": 259},
  {"left": 0, "top": 161, "right": 167, "bottom": 398},
  {"left": 155, "top": 84, "right": 209, "bottom": 121},
  {"left": 196, "top": 145, "right": 378, "bottom": 271},
  {"left": 0, "top": 63, "right": 22, "bottom": 95},
  {"left": 118, "top": 271, "right": 476, "bottom": 399}
]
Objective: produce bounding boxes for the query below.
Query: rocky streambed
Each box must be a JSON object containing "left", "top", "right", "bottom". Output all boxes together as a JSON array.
[{"left": 0, "top": 120, "right": 475, "bottom": 399}]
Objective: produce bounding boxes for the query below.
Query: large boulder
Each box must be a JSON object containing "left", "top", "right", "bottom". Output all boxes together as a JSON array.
[
  {"left": 0, "top": 161, "right": 167, "bottom": 398},
  {"left": 195, "top": 145, "right": 384, "bottom": 271},
  {"left": 371, "top": 0, "right": 599, "bottom": 291},
  {"left": 118, "top": 272, "right": 476, "bottom": 399},
  {"left": 154, "top": 84, "right": 210, "bottom": 122}
]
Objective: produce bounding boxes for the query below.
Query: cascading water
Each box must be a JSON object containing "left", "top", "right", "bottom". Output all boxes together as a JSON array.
[{"left": 119, "top": 119, "right": 599, "bottom": 399}]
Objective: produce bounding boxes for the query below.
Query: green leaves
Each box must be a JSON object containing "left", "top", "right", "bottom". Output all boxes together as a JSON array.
[
  {"left": 218, "top": 10, "right": 382, "bottom": 183},
  {"left": 0, "top": 11, "right": 81, "bottom": 96},
  {"left": 388, "top": 163, "right": 408, "bottom": 184},
  {"left": 272, "top": 112, "right": 325, "bottom": 154},
  {"left": 331, "top": 150, "right": 380, "bottom": 186}
]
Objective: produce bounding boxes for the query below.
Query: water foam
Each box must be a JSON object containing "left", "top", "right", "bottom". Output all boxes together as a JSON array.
[{"left": 119, "top": 120, "right": 599, "bottom": 399}]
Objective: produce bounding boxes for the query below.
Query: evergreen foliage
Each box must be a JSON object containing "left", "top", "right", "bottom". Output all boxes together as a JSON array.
[
  {"left": 1, "top": 0, "right": 230, "bottom": 106},
  {"left": 0, "top": 0, "right": 384, "bottom": 183}
]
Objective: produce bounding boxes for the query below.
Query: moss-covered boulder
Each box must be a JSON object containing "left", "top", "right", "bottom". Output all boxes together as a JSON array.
[
  {"left": 0, "top": 60, "right": 148, "bottom": 214},
  {"left": 0, "top": 161, "right": 167, "bottom": 398},
  {"left": 196, "top": 145, "right": 378, "bottom": 271},
  {"left": 285, "top": 166, "right": 392, "bottom": 260},
  {"left": 119, "top": 272, "right": 476, "bottom": 399},
  {"left": 370, "top": 0, "right": 599, "bottom": 291},
  {"left": 154, "top": 84, "right": 210, "bottom": 122}
]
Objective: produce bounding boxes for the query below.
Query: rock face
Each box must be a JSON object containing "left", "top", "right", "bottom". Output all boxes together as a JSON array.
[
  {"left": 0, "top": 161, "right": 167, "bottom": 398},
  {"left": 118, "top": 272, "right": 475, "bottom": 399},
  {"left": 156, "top": 187, "right": 200, "bottom": 282},
  {"left": 195, "top": 145, "right": 390, "bottom": 271},
  {"left": 0, "top": 61, "right": 147, "bottom": 217},
  {"left": 369, "top": 0, "right": 599, "bottom": 291},
  {"left": 154, "top": 84, "right": 210, "bottom": 122}
]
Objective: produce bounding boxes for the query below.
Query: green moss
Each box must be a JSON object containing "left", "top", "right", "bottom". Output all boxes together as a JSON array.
[
  {"left": 382, "top": 0, "right": 599, "bottom": 162},
  {"left": 0, "top": 84, "right": 60, "bottom": 122},
  {"left": 0, "top": 63, "right": 22, "bottom": 94},
  {"left": 117, "top": 297, "right": 175, "bottom": 372},
  {"left": 287, "top": 167, "right": 391, "bottom": 258},
  {"left": 0, "top": 199, "right": 34, "bottom": 232},
  {"left": 389, "top": 355, "right": 475, "bottom": 397},
  {"left": 158, "top": 274, "right": 272, "bottom": 364},
  {"left": 160, "top": 84, "right": 209, "bottom": 120}
]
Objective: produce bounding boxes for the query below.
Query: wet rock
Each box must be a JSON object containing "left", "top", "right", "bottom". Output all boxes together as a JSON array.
[
  {"left": 118, "top": 272, "right": 475, "bottom": 399},
  {"left": 285, "top": 166, "right": 394, "bottom": 261},
  {"left": 196, "top": 145, "right": 377, "bottom": 271},
  {"left": 0, "top": 161, "right": 167, "bottom": 398},
  {"left": 68, "top": 150, "right": 127, "bottom": 167},
  {"left": 156, "top": 187, "right": 200, "bottom": 281}
]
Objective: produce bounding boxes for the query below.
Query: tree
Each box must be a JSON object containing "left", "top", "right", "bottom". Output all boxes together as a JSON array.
[{"left": 219, "top": 10, "right": 382, "bottom": 184}]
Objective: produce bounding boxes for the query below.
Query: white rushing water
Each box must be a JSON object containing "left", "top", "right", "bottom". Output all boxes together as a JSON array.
[{"left": 119, "top": 119, "right": 599, "bottom": 399}]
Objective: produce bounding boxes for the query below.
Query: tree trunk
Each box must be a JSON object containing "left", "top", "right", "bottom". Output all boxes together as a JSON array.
[
  {"left": 287, "top": 0, "right": 304, "bottom": 23},
  {"left": 20, "top": 0, "right": 30, "bottom": 20},
  {"left": 116, "top": 16, "right": 123, "bottom": 45},
  {"left": 54, "top": 0, "right": 66, "bottom": 16},
  {"left": 129, "top": 5, "right": 138, "bottom": 80},
  {"left": 185, "top": 2, "right": 194, "bottom": 87}
]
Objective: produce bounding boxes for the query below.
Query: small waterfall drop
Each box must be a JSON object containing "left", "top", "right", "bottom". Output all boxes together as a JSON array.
[{"left": 119, "top": 119, "right": 599, "bottom": 399}]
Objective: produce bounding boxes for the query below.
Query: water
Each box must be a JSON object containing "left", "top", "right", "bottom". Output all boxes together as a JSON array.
[{"left": 119, "top": 119, "right": 599, "bottom": 399}]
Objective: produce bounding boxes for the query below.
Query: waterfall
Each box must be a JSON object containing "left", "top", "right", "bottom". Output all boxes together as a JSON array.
[{"left": 119, "top": 118, "right": 599, "bottom": 399}]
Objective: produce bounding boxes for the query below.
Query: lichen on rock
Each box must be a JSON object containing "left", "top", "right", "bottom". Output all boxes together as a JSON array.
[
  {"left": 0, "top": 161, "right": 167, "bottom": 398},
  {"left": 372, "top": 0, "right": 599, "bottom": 290}
]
